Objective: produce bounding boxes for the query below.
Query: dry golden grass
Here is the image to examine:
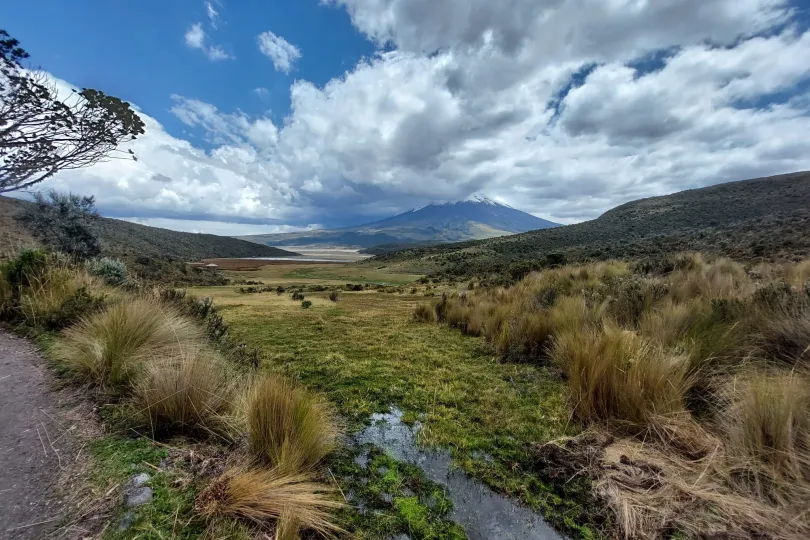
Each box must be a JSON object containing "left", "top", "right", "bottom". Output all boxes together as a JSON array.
[
  {"left": 412, "top": 302, "right": 437, "bottom": 323},
  {"left": 784, "top": 259, "right": 810, "bottom": 289},
  {"left": 246, "top": 374, "right": 339, "bottom": 472},
  {"left": 18, "top": 266, "right": 112, "bottom": 326},
  {"left": 54, "top": 298, "right": 203, "bottom": 390},
  {"left": 196, "top": 466, "right": 345, "bottom": 536},
  {"left": 639, "top": 298, "right": 707, "bottom": 348},
  {"left": 133, "top": 346, "right": 239, "bottom": 439},
  {"left": 723, "top": 371, "right": 810, "bottom": 487},
  {"left": 759, "top": 310, "right": 810, "bottom": 365},
  {"left": 670, "top": 258, "right": 753, "bottom": 301},
  {"left": 551, "top": 324, "right": 692, "bottom": 427}
]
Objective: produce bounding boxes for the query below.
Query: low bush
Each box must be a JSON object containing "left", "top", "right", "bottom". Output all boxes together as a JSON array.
[
  {"left": 3, "top": 248, "right": 48, "bottom": 289},
  {"left": 246, "top": 375, "right": 339, "bottom": 472},
  {"left": 54, "top": 298, "right": 203, "bottom": 391},
  {"left": 133, "top": 346, "right": 238, "bottom": 439},
  {"left": 86, "top": 257, "right": 128, "bottom": 285},
  {"left": 301, "top": 300, "right": 313, "bottom": 309},
  {"left": 291, "top": 291, "right": 305, "bottom": 301},
  {"left": 196, "top": 467, "right": 344, "bottom": 536},
  {"left": 328, "top": 291, "right": 339, "bottom": 302}
]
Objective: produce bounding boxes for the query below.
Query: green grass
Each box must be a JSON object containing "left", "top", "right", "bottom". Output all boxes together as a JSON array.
[
  {"left": 190, "top": 286, "right": 595, "bottom": 536},
  {"left": 89, "top": 437, "right": 251, "bottom": 540}
]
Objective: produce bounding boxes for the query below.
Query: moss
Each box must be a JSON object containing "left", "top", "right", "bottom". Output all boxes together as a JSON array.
[{"left": 89, "top": 437, "right": 249, "bottom": 540}]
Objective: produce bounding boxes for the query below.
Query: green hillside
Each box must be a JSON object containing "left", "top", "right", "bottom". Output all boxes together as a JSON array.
[
  {"left": 375, "top": 171, "right": 810, "bottom": 278},
  {"left": 0, "top": 196, "right": 296, "bottom": 283}
]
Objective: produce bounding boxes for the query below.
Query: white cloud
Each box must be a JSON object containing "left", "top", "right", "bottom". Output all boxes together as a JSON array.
[
  {"left": 120, "top": 217, "right": 307, "bottom": 236},
  {"left": 257, "top": 31, "right": 302, "bottom": 73},
  {"left": 254, "top": 87, "right": 269, "bottom": 99},
  {"left": 36, "top": 1, "right": 810, "bottom": 232},
  {"left": 205, "top": 1, "right": 219, "bottom": 27},
  {"left": 184, "top": 22, "right": 232, "bottom": 61},
  {"left": 184, "top": 23, "right": 205, "bottom": 49}
]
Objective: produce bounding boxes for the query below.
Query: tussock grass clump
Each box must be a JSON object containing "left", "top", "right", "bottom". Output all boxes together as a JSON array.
[
  {"left": 724, "top": 371, "right": 810, "bottom": 485},
  {"left": 19, "top": 266, "right": 109, "bottom": 329},
  {"left": 54, "top": 298, "right": 203, "bottom": 390},
  {"left": 196, "top": 467, "right": 345, "bottom": 536},
  {"left": 670, "top": 258, "right": 753, "bottom": 302},
  {"left": 785, "top": 259, "right": 810, "bottom": 289},
  {"left": 413, "top": 302, "right": 438, "bottom": 323},
  {"left": 246, "top": 374, "right": 339, "bottom": 472},
  {"left": 134, "top": 346, "right": 238, "bottom": 439},
  {"left": 551, "top": 324, "right": 692, "bottom": 427},
  {"left": 639, "top": 298, "right": 707, "bottom": 348},
  {"left": 759, "top": 310, "right": 810, "bottom": 365}
]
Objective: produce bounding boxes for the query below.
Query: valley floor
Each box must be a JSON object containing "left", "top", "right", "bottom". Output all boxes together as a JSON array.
[{"left": 188, "top": 283, "right": 591, "bottom": 537}]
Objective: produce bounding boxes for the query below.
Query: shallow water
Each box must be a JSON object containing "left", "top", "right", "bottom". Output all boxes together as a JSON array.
[{"left": 354, "top": 408, "right": 562, "bottom": 540}]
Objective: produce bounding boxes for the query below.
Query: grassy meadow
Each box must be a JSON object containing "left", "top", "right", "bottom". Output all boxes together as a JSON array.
[
  {"left": 218, "top": 261, "right": 421, "bottom": 286},
  {"left": 3, "top": 248, "right": 808, "bottom": 540}
]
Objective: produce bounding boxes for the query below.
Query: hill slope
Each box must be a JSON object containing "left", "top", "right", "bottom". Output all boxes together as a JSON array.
[
  {"left": 375, "top": 172, "right": 810, "bottom": 277},
  {"left": 0, "top": 196, "right": 296, "bottom": 280},
  {"left": 239, "top": 197, "right": 559, "bottom": 249}
]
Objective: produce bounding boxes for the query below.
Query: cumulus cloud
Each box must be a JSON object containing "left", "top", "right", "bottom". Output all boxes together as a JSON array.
[
  {"left": 257, "top": 31, "right": 302, "bottom": 73},
  {"left": 184, "top": 22, "right": 232, "bottom": 61},
  {"left": 33, "top": 0, "right": 810, "bottom": 232}
]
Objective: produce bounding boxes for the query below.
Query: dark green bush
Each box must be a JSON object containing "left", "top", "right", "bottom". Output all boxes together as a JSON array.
[{"left": 301, "top": 300, "right": 313, "bottom": 309}]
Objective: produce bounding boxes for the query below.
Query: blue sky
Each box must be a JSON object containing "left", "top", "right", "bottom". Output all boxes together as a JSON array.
[
  {"left": 4, "top": 0, "right": 374, "bottom": 151},
  {"left": 4, "top": 0, "right": 810, "bottom": 234}
]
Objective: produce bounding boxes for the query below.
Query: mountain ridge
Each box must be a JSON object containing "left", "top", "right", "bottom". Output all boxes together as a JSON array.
[
  {"left": 373, "top": 171, "right": 810, "bottom": 278},
  {"left": 238, "top": 199, "right": 559, "bottom": 249}
]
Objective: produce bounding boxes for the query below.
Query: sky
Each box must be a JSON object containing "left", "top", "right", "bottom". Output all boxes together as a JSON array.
[{"left": 4, "top": 0, "right": 810, "bottom": 235}]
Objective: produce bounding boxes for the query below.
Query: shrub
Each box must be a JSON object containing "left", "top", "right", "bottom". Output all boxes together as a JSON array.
[
  {"left": 54, "top": 298, "right": 202, "bottom": 391},
  {"left": 0, "top": 267, "right": 13, "bottom": 317},
  {"left": 3, "top": 248, "right": 48, "bottom": 289},
  {"left": 246, "top": 375, "right": 339, "bottom": 472},
  {"left": 550, "top": 324, "right": 692, "bottom": 427},
  {"left": 328, "top": 291, "right": 339, "bottom": 302},
  {"left": 17, "top": 191, "right": 101, "bottom": 260},
  {"left": 301, "top": 300, "right": 313, "bottom": 309},
  {"left": 133, "top": 346, "right": 238, "bottom": 439},
  {"left": 276, "top": 286, "right": 286, "bottom": 295},
  {"left": 196, "top": 467, "right": 344, "bottom": 536},
  {"left": 413, "top": 302, "right": 437, "bottom": 323},
  {"left": 291, "top": 291, "right": 305, "bottom": 301},
  {"left": 86, "top": 257, "right": 128, "bottom": 285}
]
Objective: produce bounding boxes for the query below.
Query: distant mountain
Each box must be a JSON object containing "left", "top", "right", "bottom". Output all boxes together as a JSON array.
[
  {"left": 238, "top": 197, "right": 560, "bottom": 249},
  {"left": 374, "top": 171, "right": 810, "bottom": 277}
]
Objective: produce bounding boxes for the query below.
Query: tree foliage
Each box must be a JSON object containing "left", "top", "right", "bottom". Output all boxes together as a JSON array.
[
  {"left": 18, "top": 190, "right": 101, "bottom": 260},
  {"left": 0, "top": 29, "right": 145, "bottom": 193}
]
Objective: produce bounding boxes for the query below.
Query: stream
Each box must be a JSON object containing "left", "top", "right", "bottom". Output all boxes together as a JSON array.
[{"left": 354, "top": 408, "right": 562, "bottom": 540}]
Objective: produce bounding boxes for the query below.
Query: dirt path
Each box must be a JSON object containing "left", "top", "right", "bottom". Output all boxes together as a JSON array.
[{"left": 0, "top": 330, "right": 87, "bottom": 539}]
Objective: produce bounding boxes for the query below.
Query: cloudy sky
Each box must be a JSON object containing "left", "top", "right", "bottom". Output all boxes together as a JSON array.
[{"left": 5, "top": 0, "right": 810, "bottom": 234}]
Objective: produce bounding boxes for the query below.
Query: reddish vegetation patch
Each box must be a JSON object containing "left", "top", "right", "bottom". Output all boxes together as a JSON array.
[{"left": 189, "top": 258, "right": 342, "bottom": 271}]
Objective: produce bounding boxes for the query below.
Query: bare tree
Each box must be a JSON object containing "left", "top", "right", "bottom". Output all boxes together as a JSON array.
[{"left": 0, "top": 30, "right": 145, "bottom": 193}]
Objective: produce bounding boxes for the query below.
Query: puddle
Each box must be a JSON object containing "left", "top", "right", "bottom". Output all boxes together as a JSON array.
[{"left": 354, "top": 408, "right": 562, "bottom": 540}]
